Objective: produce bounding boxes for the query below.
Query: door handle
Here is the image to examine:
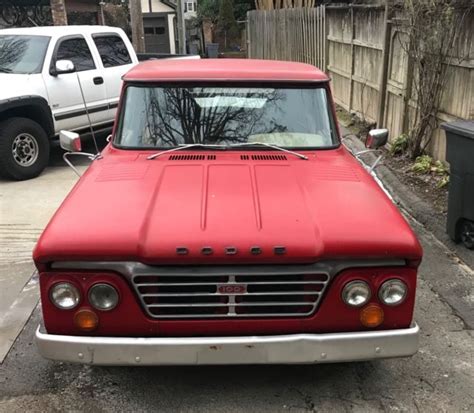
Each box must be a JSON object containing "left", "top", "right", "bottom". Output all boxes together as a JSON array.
[{"left": 93, "top": 76, "right": 104, "bottom": 85}]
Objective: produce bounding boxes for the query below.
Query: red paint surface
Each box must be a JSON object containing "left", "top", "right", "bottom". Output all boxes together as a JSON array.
[
  {"left": 40, "top": 267, "right": 417, "bottom": 336},
  {"left": 34, "top": 146, "right": 422, "bottom": 264},
  {"left": 123, "top": 59, "right": 329, "bottom": 83}
]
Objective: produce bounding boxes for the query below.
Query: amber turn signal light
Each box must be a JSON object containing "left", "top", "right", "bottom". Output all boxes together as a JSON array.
[
  {"left": 74, "top": 309, "right": 99, "bottom": 331},
  {"left": 360, "top": 304, "right": 384, "bottom": 328}
]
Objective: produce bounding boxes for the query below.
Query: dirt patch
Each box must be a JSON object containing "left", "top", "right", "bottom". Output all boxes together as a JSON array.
[
  {"left": 383, "top": 154, "right": 449, "bottom": 214},
  {"left": 336, "top": 106, "right": 373, "bottom": 138}
]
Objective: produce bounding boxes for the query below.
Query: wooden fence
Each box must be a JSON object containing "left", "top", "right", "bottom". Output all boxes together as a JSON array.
[
  {"left": 247, "top": 6, "right": 327, "bottom": 71},
  {"left": 247, "top": 6, "right": 474, "bottom": 161}
]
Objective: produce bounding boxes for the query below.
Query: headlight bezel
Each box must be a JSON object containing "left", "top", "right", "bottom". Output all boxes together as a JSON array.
[
  {"left": 341, "top": 280, "right": 372, "bottom": 307},
  {"left": 49, "top": 282, "right": 81, "bottom": 310},
  {"left": 88, "top": 283, "right": 119, "bottom": 311},
  {"left": 378, "top": 279, "right": 408, "bottom": 306}
]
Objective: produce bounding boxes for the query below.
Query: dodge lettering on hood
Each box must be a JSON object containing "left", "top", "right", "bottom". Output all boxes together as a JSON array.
[{"left": 34, "top": 59, "right": 422, "bottom": 365}]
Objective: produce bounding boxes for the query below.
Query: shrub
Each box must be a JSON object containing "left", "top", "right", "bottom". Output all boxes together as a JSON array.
[
  {"left": 412, "top": 155, "right": 433, "bottom": 173},
  {"left": 437, "top": 175, "right": 450, "bottom": 188},
  {"left": 431, "top": 160, "right": 449, "bottom": 175},
  {"left": 389, "top": 134, "right": 410, "bottom": 156}
]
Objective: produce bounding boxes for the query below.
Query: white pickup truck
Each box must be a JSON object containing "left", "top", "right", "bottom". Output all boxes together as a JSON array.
[{"left": 0, "top": 25, "right": 138, "bottom": 180}]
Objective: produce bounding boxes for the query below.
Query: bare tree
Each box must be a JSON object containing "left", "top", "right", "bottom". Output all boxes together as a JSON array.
[
  {"left": 140, "top": 87, "right": 285, "bottom": 146},
  {"left": 400, "top": 0, "right": 472, "bottom": 159},
  {"left": 0, "top": 37, "right": 28, "bottom": 70}
]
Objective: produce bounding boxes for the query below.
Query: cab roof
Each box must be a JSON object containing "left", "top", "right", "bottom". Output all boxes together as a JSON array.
[{"left": 123, "top": 59, "right": 330, "bottom": 83}]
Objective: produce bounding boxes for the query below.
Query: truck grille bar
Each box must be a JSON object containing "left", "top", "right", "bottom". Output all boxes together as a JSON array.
[{"left": 132, "top": 272, "right": 330, "bottom": 319}]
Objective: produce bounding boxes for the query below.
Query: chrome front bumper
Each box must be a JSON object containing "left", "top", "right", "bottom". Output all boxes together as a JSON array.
[
  {"left": 36, "top": 324, "right": 419, "bottom": 366},
  {"left": 36, "top": 324, "right": 419, "bottom": 365}
]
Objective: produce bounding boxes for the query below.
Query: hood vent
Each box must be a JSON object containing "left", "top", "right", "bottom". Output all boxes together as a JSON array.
[
  {"left": 169, "top": 154, "right": 216, "bottom": 161},
  {"left": 252, "top": 154, "right": 287, "bottom": 161},
  {"left": 240, "top": 154, "right": 287, "bottom": 161}
]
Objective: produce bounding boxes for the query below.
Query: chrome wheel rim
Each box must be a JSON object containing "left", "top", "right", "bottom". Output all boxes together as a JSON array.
[{"left": 12, "top": 133, "right": 39, "bottom": 167}]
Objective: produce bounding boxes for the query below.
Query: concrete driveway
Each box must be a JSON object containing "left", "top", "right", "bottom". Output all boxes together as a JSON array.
[{"left": 0, "top": 138, "right": 101, "bottom": 363}]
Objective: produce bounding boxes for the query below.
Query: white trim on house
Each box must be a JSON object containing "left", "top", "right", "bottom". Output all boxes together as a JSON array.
[
  {"left": 168, "top": 13, "right": 176, "bottom": 54},
  {"left": 141, "top": 0, "right": 175, "bottom": 14}
]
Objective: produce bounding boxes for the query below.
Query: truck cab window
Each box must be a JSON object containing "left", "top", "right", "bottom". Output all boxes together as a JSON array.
[
  {"left": 93, "top": 35, "right": 132, "bottom": 68},
  {"left": 55, "top": 37, "right": 95, "bottom": 72}
]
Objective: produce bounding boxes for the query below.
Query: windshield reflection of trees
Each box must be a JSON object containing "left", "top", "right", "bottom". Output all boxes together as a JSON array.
[
  {"left": 141, "top": 88, "right": 286, "bottom": 146},
  {"left": 0, "top": 37, "right": 27, "bottom": 71}
]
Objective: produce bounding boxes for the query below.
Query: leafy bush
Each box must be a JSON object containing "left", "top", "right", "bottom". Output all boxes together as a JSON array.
[
  {"left": 411, "top": 155, "right": 450, "bottom": 188},
  {"left": 389, "top": 134, "right": 409, "bottom": 156},
  {"left": 437, "top": 175, "right": 450, "bottom": 188},
  {"left": 412, "top": 155, "right": 433, "bottom": 173},
  {"left": 431, "top": 160, "right": 449, "bottom": 175}
]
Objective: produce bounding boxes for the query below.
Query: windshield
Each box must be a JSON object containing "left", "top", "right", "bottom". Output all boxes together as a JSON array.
[
  {"left": 0, "top": 35, "right": 50, "bottom": 74},
  {"left": 115, "top": 84, "right": 338, "bottom": 149}
]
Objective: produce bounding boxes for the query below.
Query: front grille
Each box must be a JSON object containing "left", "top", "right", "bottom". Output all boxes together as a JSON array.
[{"left": 132, "top": 272, "right": 330, "bottom": 319}]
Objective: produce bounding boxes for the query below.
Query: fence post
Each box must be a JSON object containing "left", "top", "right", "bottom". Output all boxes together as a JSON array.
[
  {"left": 376, "top": 2, "right": 391, "bottom": 127},
  {"left": 348, "top": 5, "right": 355, "bottom": 113},
  {"left": 246, "top": 11, "right": 251, "bottom": 58},
  {"left": 324, "top": 5, "right": 329, "bottom": 72}
]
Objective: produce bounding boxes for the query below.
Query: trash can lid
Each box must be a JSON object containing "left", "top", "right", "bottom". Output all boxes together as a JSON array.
[{"left": 441, "top": 120, "right": 474, "bottom": 140}]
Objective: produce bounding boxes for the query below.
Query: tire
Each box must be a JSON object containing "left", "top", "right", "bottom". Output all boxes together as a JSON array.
[
  {"left": 0, "top": 117, "right": 50, "bottom": 180},
  {"left": 460, "top": 220, "right": 474, "bottom": 250}
]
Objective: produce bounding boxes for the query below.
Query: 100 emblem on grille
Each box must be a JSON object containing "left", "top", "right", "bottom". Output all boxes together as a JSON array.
[{"left": 217, "top": 283, "right": 247, "bottom": 294}]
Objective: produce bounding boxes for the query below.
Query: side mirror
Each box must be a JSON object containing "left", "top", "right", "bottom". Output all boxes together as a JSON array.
[
  {"left": 55, "top": 59, "right": 75, "bottom": 75},
  {"left": 366, "top": 129, "right": 389, "bottom": 149},
  {"left": 60, "top": 130, "right": 81, "bottom": 152}
]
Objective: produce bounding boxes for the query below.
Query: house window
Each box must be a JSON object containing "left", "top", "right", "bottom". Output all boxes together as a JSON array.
[{"left": 186, "top": 2, "right": 194, "bottom": 12}]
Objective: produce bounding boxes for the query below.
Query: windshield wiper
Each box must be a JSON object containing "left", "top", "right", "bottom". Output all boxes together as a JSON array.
[
  {"left": 0, "top": 67, "right": 12, "bottom": 73},
  {"left": 147, "top": 143, "right": 226, "bottom": 160},
  {"left": 227, "top": 142, "right": 308, "bottom": 160}
]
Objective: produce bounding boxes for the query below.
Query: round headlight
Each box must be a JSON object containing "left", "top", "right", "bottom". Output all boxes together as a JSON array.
[
  {"left": 88, "top": 283, "right": 119, "bottom": 311},
  {"left": 379, "top": 279, "right": 407, "bottom": 306},
  {"left": 342, "top": 280, "right": 371, "bottom": 307},
  {"left": 50, "top": 282, "right": 81, "bottom": 310}
]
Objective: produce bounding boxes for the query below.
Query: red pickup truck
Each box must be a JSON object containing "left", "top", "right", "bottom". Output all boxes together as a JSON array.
[{"left": 34, "top": 59, "right": 422, "bottom": 365}]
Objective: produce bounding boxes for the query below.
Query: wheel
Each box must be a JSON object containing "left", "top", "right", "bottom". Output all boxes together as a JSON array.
[
  {"left": 0, "top": 117, "right": 50, "bottom": 180},
  {"left": 460, "top": 220, "right": 474, "bottom": 250}
]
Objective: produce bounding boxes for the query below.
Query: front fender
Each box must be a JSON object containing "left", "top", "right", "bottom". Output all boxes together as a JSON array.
[{"left": 0, "top": 95, "right": 54, "bottom": 137}]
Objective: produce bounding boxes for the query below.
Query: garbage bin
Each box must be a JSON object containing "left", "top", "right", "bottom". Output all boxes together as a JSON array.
[
  {"left": 206, "top": 43, "right": 219, "bottom": 58},
  {"left": 189, "top": 42, "right": 199, "bottom": 56},
  {"left": 441, "top": 120, "right": 474, "bottom": 249}
]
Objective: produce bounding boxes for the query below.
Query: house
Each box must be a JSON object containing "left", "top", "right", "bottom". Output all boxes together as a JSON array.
[
  {"left": 140, "top": 0, "right": 198, "bottom": 54},
  {"left": 183, "top": 1, "right": 197, "bottom": 19},
  {"left": 140, "top": 0, "right": 177, "bottom": 54}
]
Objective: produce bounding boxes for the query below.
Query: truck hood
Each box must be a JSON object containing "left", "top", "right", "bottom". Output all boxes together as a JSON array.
[
  {"left": 34, "top": 147, "right": 422, "bottom": 265},
  {"left": 0, "top": 73, "right": 45, "bottom": 100}
]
